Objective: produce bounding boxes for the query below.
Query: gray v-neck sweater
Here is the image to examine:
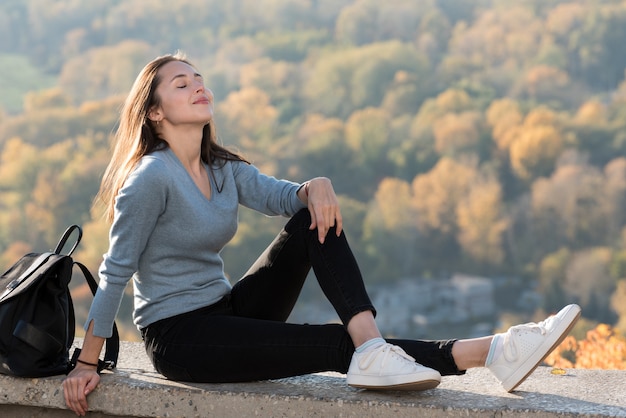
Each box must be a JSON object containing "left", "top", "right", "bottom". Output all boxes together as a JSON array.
[{"left": 86, "top": 148, "right": 306, "bottom": 338}]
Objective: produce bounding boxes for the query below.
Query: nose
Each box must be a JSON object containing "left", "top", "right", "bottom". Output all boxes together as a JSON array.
[{"left": 194, "top": 80, "right": 205, "bottom": 93}]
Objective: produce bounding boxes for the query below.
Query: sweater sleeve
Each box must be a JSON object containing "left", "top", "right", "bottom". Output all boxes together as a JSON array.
[
  {"left": 85, "top": 157, "right": 169, "bottom": 338},
  {"left": 231, "top": 161, "right": 306, "bottom": 217}
]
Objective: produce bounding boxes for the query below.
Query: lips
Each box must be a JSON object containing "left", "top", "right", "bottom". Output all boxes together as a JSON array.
[{"left": 193, "top": 96, "right": 210, "bottom": 104}]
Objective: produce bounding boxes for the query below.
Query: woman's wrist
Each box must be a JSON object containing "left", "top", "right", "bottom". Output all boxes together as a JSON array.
[
  {"left": 76, "top": 358, "right": 99, "bottom": 368},
  {"left": 297, "top": 181, "right": 310, "bottom": 203}
]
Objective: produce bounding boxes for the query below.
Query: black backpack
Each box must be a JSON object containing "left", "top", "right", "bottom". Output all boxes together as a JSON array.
[{"left": 0, "top": 225, "right": 119, "bottom": 377}]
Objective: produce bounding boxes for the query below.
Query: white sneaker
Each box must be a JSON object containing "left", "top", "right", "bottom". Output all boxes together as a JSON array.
[
  {"left": 487, "top": 304, "right": 581, "bottom": 392},
  {"left": 346, "top": 343, "right": 441, "bottom": 391}
]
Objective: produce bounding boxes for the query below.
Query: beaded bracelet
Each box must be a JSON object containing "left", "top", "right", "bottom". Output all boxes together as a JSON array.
[{"left": 76, "top": 358, "right": 99, "bottom": 368}]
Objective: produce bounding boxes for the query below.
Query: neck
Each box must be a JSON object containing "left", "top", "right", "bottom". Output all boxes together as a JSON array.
[{"left": 160, "top": 125, "right": 204, "bottom": 172}]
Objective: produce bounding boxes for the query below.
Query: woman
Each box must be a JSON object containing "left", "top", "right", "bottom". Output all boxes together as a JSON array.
[{"left": 63, "top": 53, "right": 581, "bottom": 416}]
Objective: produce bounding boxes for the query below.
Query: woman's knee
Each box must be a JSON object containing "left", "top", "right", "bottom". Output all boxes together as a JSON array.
[{"left": 285, "top": 208, "right": 312, "bottom": 231}]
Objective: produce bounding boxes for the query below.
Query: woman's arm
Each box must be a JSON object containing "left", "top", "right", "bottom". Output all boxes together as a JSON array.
[{"left": 63, "top": 321, "right": 105, "bottom": 416}]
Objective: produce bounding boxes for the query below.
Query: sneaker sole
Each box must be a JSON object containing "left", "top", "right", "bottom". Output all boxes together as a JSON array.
[
  {"left": 503, "top": 304, "right": 581, "bottom": 392},
  {"left": 349, "top": 378, "right": 441, "bottom": 391}
]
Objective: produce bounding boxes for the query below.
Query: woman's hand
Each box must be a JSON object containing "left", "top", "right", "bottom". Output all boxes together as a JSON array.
[
  {"left": 63, "top": 364, "right": 101, "bottom": 416},
  {"left": 301, "top": 177, "right": 343, "bottom": 243}
]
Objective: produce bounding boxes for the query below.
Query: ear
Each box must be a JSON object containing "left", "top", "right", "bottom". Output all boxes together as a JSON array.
[{"left": 147, "top": 106, "right": 162, "bottom": 123}]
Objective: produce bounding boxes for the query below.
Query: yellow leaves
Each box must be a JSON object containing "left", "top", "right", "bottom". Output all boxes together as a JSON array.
[
  {"left": 23, "top": 87, "right": 71, "bottom": 113},
  {"left": 296, "top": 114, "right": 345, "bottom": 151},
  {"left": 545, "top": 324, "right": 626, "bottom": 370},
  {"left": 218, "top": 87, "right": 278, "bottom": 143},
  {"left": 374, "top": 178, "right": 413, "bottom": 231},
  {"left": 435, "top": 89, "right": 472, "bottom": 113},
  {"left": 0, "top": 138, "right": 38, "bottom": 189},
  {"left": 546, "top": 3, "right": 586, "bottom": 36},
  {"left": 510, "top": 124, "right": 563, "bottom": 180},
  {"left": 487, "top": 104, "right": 565, "bottom": 181},
  {"left": 239, "top": 58, "right": 295, "bottom": 92},
  {"left": 447, "top": 5, "right": 542, "bottom": 67},
  {"left": 432, "top": 111, "right": 481, "bottom": 157},
  {"left": 456, "top": 177, "right": 508, "bottom": 265},
  {"left": 524, "top": 65, "right": 570, "bottom": 98},
  {"left": 486, "top": 99, "right": 523, "bottom": 145},
  {"left": 412, "top": 158, "right": 477, "bottom": 233},
  {"left": 576, "top": 100, "right": 608, "bottom": 124},
  {"left": 576, "top": 324, "right": 626, "bottom": 370}
]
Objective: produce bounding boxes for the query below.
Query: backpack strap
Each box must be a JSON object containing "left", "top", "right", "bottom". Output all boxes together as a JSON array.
[
  {"left": 72, "top": 261, "right": 120, "bottom": 372},
  {"left": 54, "top": 225, "right": 83, "bottom": 256}
]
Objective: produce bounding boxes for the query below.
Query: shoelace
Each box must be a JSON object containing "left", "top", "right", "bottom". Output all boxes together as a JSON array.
[
  {"left": 502, "top": 316, "right": 554, "bottom": 362},
  {"left": 359, "top": 344, "right": 416, "bottom": 372}
]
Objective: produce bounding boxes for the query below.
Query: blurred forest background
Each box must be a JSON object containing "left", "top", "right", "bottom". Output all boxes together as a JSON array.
[{"left": 0, "top": 0, "right": 625, "bottom": 366}]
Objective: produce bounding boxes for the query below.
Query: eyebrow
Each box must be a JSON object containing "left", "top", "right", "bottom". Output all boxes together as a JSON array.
[{"left": 170, "top": 72, "right": 203, "bottom": 82}]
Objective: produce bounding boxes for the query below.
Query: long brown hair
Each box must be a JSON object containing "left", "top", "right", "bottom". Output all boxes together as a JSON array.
[{"left": 95, "top": 52, "right": 247, "bottom": 222}]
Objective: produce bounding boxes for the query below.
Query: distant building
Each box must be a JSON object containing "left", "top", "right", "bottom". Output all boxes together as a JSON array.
[
  {"left": 369, "top": 273, "right": 496, "bottom": 337},
  {"left": 448, "top": 273, "right": 495, "bottom": 318}
]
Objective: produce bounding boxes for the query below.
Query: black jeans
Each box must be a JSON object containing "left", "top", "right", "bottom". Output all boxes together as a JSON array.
[{"left": 142, "top": 209, "right": 464, "bottom": 383}]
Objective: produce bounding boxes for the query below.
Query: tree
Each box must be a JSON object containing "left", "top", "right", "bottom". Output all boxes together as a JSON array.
[
  {"left": 412, "top": 158, "right": 477, "bottom": 234},
  {"left": 565, "top": 248, "right": 616, "bottom": 323},
  {"left": 538, "top": 248, "right": 572, "bottom": 312},
  {"left": 441, "top": 4, "right": 543, "bottom": 92},
  {"left": 510, "top": 125, "right": 563, "bottom": 180},
  {"left": 380, "top": 71, "right": 425, "bottom": 117},
  {"left": 513, "top": 65, "right": 576, "bottom": 107},
  {"left": 362, "top": 177, "right": 419, "bottom": 278},
  {"left": 486, "top": 98, "right": 523, "bottom": 154},
  {"left": 563, "top": 5, "right": 626, "bottom": 91},
  {"left": 303, "top": 41, "right": 429, "bottom": 118},
  {"left": 216, "top": 86, "right": 279, "bottom": 151},
  {"left": 0, "top": 138, "right": 39, "bottom": 195},
  {"left": 611, "top": 280, "right": 626, "bottom": 335},
  {"left": 345, "top": 107, "right": 390, "bottom": 165},
  {"left": 286, "top": 114, "right": 366, "bottom": 198},
  {"left": 335, "top": 0, "right": 425, "bottom": 45},
  {"left": 335, "top": 0, "right": 378, "bottom": 46},
  {"left": 545, "top": 323, "right": 626, "bottom": 370},
  {"left": 58, "top": 40, "right": 156, "bottom": 103},
  {"left": 531, "top": 162, "right": 608, "bottom": 250},
  {"left": 410, "top": 158, "right": 478, "bottom": 271},
  {"left": 604, "top": 158, "right": 626, "bottom": 241},
  {"left": 456, "top": 176, "right": 508, "bottom": 267},
  {"left": 509, "top": 107, "right": 565, "bottom": 181},
  {"left": 432, "top": 111, "right": 483, "bottom": 158},
  {"left": 23, "top": 88, "right": 72, "bottom": 113}
]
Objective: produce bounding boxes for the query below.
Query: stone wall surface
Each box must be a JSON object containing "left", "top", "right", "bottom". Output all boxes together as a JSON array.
[{"left": 1, "top": 340, "right": 625, "bottom": 417}]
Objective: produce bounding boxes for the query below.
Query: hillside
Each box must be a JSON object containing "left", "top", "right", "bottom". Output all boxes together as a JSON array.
[{"left": 0, "top": 0, "right": 625, "bottom": 341}]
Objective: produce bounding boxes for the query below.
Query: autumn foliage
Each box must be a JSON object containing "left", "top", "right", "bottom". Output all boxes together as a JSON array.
[{"left": 545, "top": 324, "right": 626, "bottom": 370}]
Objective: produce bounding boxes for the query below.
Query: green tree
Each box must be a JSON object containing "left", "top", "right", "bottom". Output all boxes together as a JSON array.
[
  {"left": 538, "top": 248, "right": 571, "bottom": 312},
  {"left": 58, "top": 40, "right": 155, "bottom": 103},
  {"left": 303, "top": 41, "right": 429, "bottom": 119},
  {"left": 565, "top": 247, "right": 617, "bottom": 323}
]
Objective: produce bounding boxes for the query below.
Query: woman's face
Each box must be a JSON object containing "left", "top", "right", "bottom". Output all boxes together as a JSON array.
[{"left": 151, "top": 60, "right": 214, "bottom": 128}]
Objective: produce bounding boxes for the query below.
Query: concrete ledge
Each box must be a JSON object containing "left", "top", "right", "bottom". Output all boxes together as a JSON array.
[{"left": 1, "top": 340, "right": 625, "bottom": 417}]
